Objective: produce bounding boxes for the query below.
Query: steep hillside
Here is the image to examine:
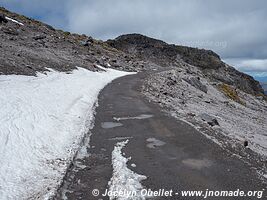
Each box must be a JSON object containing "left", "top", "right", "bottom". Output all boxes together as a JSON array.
[
  {"left": 0, "top": 7, "right": 147, "bottom": 76},
  {"left": 106, "top": 34, "right": 264, "bottom": 95}
]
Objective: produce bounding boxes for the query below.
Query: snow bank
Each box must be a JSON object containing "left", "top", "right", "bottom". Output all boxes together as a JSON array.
[
  {"left": 5, "top": 16, "right": 24, "bottom": 26},
  {"left": 0, "top": 67, "right": 134, "bottom": 199},
  {"left": 109, "top": 140, "right": 147, "bottom": 200}
]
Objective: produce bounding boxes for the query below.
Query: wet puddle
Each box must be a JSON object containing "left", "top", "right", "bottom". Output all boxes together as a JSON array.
[
  {"left": 182, "top": 158, "right": 212, "bottom": 170},
  {"left": 101, "top": 122, "right": 123, "bottom": 129},
  {"left": 146, "top": 137, "right": 166, "bottom": 148},
  {"left": 113, "top": 114, "right": 153, "bottom": 121}
]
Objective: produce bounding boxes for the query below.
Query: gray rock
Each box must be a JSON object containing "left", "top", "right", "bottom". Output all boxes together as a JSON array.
[
  {"left": 81, "top": 41, "right": 90, "bottom": 46},
  {"left": 2, "top": 27, "right": 19, "bottom": 35},
  {"left": 183, "top": 76, "right": 208, "bottom": 93},
  {"left": 0, "top": 13, "right": 8, "bottom": 23},
  {"left": 199, "top": 113, "right": 219, "bottom": 126},
  {"left": 81, "top": 37, "right": 94, "bottom": 46},
  {"left": 166, "top": 76, "right": 177, "bottom": 86},
  {"left": 33, "top": 35, "right": 46, "bottom": 40},
  {"left": 256, "top": 96, "right": 264, "bottom": 100}
]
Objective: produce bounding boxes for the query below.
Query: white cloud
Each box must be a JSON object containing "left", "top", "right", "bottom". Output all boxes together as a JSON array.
[
  {"left": 224, "top": 58, "right": 267, "bottom": 72},
  {"left": 248, "top": 72, "right": 267, "bottom": 78},
  {"left": 62, "top": 0, "right": 267, "bottom": 60}
]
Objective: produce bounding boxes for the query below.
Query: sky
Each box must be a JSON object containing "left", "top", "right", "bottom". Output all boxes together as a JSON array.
[{"left": 1, "top": 0, "right": 267, "bottom": 81}]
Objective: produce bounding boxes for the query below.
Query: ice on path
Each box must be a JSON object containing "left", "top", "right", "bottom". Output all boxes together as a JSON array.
[{"left": 109, "top": 140, "right": 147, "bottom": 200}]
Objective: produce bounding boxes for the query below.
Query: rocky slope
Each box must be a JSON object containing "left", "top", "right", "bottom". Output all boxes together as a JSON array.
[
  {"left": 0, "top": 7, "right": 149, "bottom": 76},
  {"left": 107, "top": 34, "right": 264, "bottom": 95}
]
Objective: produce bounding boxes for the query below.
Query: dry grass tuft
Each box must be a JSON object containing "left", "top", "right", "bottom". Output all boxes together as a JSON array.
[{"left": 218, "top": 83, "right": 246, "bottom": 105}]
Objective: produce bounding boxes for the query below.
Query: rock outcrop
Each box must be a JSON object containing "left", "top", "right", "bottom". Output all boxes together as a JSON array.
[
  {"left": 106, "top": 34, "right": 264, "bottom": 95},
  {"left": 0, "top": 13, "right": 8, "bottom": 23}
]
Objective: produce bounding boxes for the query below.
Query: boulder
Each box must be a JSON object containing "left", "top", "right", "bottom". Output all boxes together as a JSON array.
[
  {"left": 81, "top": 41, "right": 90, "bottom": 46},
  {"left": 199, "top": 113, "right": 219, "bottom": 126},
  {"left": 2, "top": 27, "right": 19, "bottom": 35},
  {"left": 33, "top": 35, "right": 46, "bottom": 40},
  {"left": 166, "top": 76, "right": 177, "bottom": 86},
  {"left": 0, "top": 13, "right": 8, "bottom": 23},
  {"left": 183, "top": 76, "right": 208, "bottom": 93},
  {"left": 81, "top": 37, "right": 94, "bottom": 46}
]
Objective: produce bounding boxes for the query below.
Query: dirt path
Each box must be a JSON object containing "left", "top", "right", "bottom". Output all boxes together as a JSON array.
[{"left": 55, "top": 72, "right": 266, "bottom": 200}]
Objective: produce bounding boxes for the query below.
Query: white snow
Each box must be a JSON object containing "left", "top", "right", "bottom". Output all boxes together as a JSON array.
[
  {"left": 109, "top": 136, "right": 133, "bottom": 141},
  {"left": 0, "top": 67, "right": 134, "bottom": 199},
  {"left": 131, "top": 163, "right": 137, "bottom": 168},
  {"left": 108, "top": 140, "right": 147, "bottom": 200},
  {"left": 5, "top": 16, "right": 24, "bottom": 26}
]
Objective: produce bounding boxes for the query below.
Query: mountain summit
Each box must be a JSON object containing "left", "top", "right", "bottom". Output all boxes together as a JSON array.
[{"left": 107, "top": 33, "right": 264, "bottom": 95}]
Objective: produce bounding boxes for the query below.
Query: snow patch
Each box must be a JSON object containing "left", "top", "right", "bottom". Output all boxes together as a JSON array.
[
  {"left": 109, "top": 136, "right": 134, "bottom": 141},
  {"left": 131, "top": 163, "right": 137, "bottom": 168},
  {"left": 109, "top": 140, "right": 147, "bottom": 200},
  {"left": 0, "top": 67, "right": 134, "bottom": 199},
  {"left": 5, "top": 16, "right": 24, "bottom": 25}
]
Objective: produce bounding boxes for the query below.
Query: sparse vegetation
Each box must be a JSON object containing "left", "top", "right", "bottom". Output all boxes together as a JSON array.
[
  {"left": 63, "top": 31, "right": 71, "bottom": 36},
  {"left": 218, "top": 83, "right": 246, "bottom": 105},
  {"left": 102, "top": 42, "right": 121, "bottom": 53}
]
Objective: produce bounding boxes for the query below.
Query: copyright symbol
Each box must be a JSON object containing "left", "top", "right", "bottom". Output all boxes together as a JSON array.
[{"left": 92, "top": 189, "right": 100, "bottom": 196}]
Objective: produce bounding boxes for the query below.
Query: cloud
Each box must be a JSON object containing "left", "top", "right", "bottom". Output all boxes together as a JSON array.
[
  {"left": 63, "top": 0, "right": 267, "bottom": 61},
  {"left": 1, "top": 0, "right": 267, "bottom": 73},
  {"left": 224, "top": 58, "right": 267, "bottom": 73}
]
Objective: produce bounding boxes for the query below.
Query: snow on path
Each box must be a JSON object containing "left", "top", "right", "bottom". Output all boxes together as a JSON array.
[
  {"left": 108, "top": 140, "right": 147, "bottom": 200},
  {"left": 0, "top": 67, "right": 134, "bottom": 200}
]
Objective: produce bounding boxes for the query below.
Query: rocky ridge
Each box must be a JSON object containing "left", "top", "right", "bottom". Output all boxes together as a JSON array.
[
  {"left": 0, "top": 7, "right": 149, "bottom": 76},
  {"left": 107, "top": 34, "right": 264, "bottom": 95}
]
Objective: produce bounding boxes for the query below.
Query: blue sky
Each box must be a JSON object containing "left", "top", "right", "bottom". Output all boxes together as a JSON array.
[{"left": 1, "top": 0, "right": 267, "bottom": 82}]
